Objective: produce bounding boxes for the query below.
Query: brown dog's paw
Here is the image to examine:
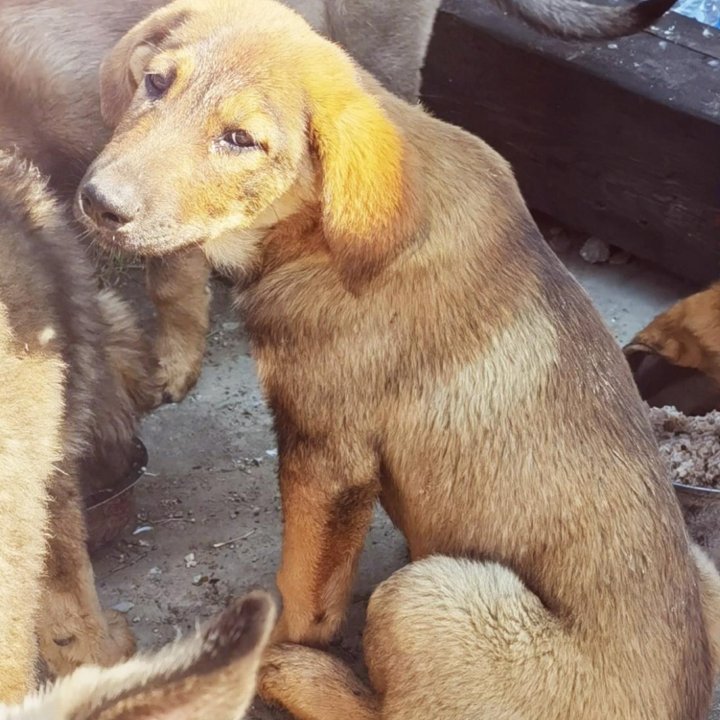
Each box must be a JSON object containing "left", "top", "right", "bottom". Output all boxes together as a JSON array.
[
  {"left": 39, "top": 609, "right": 136, "bottom": 677},
  {"left": 154, "top": 346, "right": 203, "bottom": 403},
  {"left": 103, "top": 609, "right": 137, "bottom": 662}
]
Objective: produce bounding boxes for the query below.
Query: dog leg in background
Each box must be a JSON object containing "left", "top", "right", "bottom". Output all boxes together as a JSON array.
[
  {"left": 272, "top": 443, "right": 379, "bottom": 646},
  {"left": 261, "top": 644, "right": 379, "bottom": 720},
  {"left": 325, "top": 0, "right": 441, "bottom": 102},
  {"left": 36, "top": 469, "right": 135, "bottom": 677},
  {"left": 146, "top": 247, "right": 211, "bottom": 403}
]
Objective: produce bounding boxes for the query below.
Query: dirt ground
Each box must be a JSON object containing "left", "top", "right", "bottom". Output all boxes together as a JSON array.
[{"left": 91, "top": 225, "right": 718, "bottom": 718}]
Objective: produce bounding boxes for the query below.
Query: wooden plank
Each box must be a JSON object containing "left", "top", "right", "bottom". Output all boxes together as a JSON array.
[{"left": 421, "top": 1, "right": 720, "bottom": 285}]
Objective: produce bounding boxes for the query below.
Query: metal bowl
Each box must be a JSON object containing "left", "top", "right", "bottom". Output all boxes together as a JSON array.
[{"left": 85, "top": 436, "right": 148, "bottom": 554}]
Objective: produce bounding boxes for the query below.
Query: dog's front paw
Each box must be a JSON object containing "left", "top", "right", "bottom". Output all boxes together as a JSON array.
[
  {"left": 154, "top": 341, "right": 203, "bottom": 403},
  {"left": 103, "top": 609, "right": 137, "bottom": 663},
  {"left": 39, "top": 609, "right": 136, "bottom": 677}
]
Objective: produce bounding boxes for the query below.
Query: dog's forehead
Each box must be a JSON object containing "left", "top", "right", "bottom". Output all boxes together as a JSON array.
[{"left": 162, "top": 33, "right": 303, "bottom": 120}]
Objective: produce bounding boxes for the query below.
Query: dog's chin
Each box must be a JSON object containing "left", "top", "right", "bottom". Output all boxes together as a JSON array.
[{"left": 82, "top": 222, "right": 200, "bottom": 258}]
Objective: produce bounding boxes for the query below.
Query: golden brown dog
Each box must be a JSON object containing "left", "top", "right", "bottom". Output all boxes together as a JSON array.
[
  {"left": 625, "top": 282, "right": 720, "bottom": 415},
  {"left": 0, "top": 0, "right": 441, "bottom": 404},
  {"left": 0, "top": 150, "right": 158, "bottom": 702},
  {"left": 75, "top": 1, "right": 720, "bottom": 717},
  {"left": 0, "top": 592, "right": 275, "bottom": 720},
  {"left": 0, "top": 0, "right": 682, "bottom": 405}
]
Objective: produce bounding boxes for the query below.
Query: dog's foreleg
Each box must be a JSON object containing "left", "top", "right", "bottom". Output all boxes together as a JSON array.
[
  {"left": 146, "top": 247, "right": 211, "bottom": 403},
  {"left": 272, "top": 442, "right": 378, "bottom": 647},
  {"left": 36, "top": 467, "right": 135, "bottom": 676}
]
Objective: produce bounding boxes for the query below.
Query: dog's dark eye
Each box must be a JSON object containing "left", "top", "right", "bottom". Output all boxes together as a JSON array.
[
  {"left": 222, "top": 130, "right": 259, "bottom": 151},
  {"left": 145, "top": 72, "right": 172, "bottom": 98}
]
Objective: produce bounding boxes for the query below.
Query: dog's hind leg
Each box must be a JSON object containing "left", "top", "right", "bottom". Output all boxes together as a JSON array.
[
  {"left": 260, "top": 644, "right": 380, "bottom": 720},
  {"left": 362, "top": 556, "right": 583, "bottom": 720},
  {"left": 0, "top": 325, "right": 65, "bottom": 702},
  {"left": 146, "top": 247, "right": 211, "bottom": 404},
  {"left": 36, "top": 466, "right": 135, "bottom": 677}
]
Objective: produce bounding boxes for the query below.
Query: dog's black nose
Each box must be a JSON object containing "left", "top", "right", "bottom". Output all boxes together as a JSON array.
[{"left": 79, "top": 181, "right": 137, "bottom": 231}]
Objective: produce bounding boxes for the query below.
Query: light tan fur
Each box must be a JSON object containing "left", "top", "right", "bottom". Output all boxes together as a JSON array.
[
  {"left": 0, "top": 0, "right": 440, "bottom": 402},
  {"left": 0, "top": 591, "right": 275, "bottom": 720},
  {"left": 0, "top": 151, "right": 155, "bottom": 701},
  {"left": 77, "top": 2, "right": 720, "bottom": 717}
]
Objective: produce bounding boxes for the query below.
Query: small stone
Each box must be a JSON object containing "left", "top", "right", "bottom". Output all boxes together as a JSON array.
[
  {"left": 222, "top": 321, "right": 240, "bottom": 332},
  {"left": 112, "top": 601, "right": 135, "bottom": 613},
  {"left": 579, "top": 237, "right": 610, "bottom": 264},
  {"left": 252, "top": 506, "right": 261, "bottom": 516},
  {"left": 265, "top": 448, "right": 278, "bottom": 458},
  {"left": 192, "top": 574, "right": 208, "bottom": 586},
  {"left": 184, "top": 553, "right": 198, "bottom": 568},
  {"left": 148, "top": 566, "right": 162, "bottom": 577}
]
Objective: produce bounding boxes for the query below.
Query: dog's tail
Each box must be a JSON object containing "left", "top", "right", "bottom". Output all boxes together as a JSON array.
[
  {"left": 692, "top": 544, "right": 720, "bottom": 676},
  {"left": 497, "top": 0, "right": 676, "bottom": 39},
  {"left": 260, "top": 644, "right": 380, "bottom": 720}
]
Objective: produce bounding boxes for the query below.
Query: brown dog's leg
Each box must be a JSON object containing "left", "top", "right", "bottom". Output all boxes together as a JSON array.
[
  {"left": 272, "top": 445, "right": 378, "bottom": 647},
  {"left": 146, "top": 247, "right": 211, "bottom": 403},
  {"left": 260, "top": 644, "right": 380, "bottom": 720},
  {"left": 36, "top": 469, "right": 135, "bottom": 677}
]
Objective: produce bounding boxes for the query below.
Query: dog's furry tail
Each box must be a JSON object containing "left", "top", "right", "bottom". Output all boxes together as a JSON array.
[
  {"left": 496, "top": 0, "right": 676, "bottom": 39},
  {"left": 692, "top": 545, "right": 720, "bottom": 676},
  {"left": 260, "top": 644, "right": 380, "bottom": 720}
]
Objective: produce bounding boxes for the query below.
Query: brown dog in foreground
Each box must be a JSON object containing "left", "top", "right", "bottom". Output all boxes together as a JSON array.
[
  {"left": 76, "top": 1, "right": 720, "bottom": 716},
  {"left": 0, "top": 151, "right": 159, "bottom": 701},
  {"left": 0, "top": 592, "right": 275, "bottom": 720},
  {"left": 0, "top": 0, "right": 682, "bottom": 406},
  {"left": 0, "top": 0, "right": 440, "bottom": 404}
]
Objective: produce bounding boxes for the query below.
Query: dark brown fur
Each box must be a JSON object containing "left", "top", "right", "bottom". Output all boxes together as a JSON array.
[{"left": 0, "top": 151, "right": 157, "bottom": 700}]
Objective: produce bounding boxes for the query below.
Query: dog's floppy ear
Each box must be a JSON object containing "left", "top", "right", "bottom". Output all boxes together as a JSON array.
[
  {"left": 25, "top": 592, "right": 275, "bottom": 720},
  {"left": 99, "top": 1, "right": 192, "bottom": 127},
  {"left": 303, "top": 43, "right": 419, "bottom": 291}
]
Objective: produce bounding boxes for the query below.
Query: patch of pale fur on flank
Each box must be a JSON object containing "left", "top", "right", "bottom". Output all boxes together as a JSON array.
[{"left": 409, "top": 299, "right": 559, "bottom": 431}]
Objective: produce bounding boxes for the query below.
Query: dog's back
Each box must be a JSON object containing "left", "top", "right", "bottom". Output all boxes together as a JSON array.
[
  {"left": 0, "top": 152, "right": 154, "bottom": 698},
  {"left": 0, "top": 154, "right": 71, "bottom": 701}
]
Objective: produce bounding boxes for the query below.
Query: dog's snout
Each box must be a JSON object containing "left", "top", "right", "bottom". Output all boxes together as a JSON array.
[{"left": 79, "top": 181, "right": 138, "bottom": 231}]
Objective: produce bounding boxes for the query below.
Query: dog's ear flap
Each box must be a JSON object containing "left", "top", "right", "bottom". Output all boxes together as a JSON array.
[
  {"left": 68, "top": 592, "right": 276, "bottom": 720},
  {"left": 99, "top": 2, "right": 191, "bottom": 127},
  {"left": 304, "top": 45, "right": 419, "bottom": 292}
]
